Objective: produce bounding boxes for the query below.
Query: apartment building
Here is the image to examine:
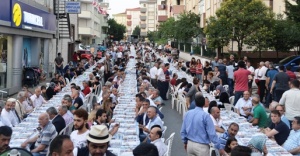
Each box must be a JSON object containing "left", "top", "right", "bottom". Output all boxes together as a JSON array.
[
  {"left": 114, "top": 13, "right": 127, "bottom": 26},
  {"left": 126, "top": 8, "right": 141, "bottom": 36},
  {"left": 78, "top": 0, "right": 109, "bottom": 46}
]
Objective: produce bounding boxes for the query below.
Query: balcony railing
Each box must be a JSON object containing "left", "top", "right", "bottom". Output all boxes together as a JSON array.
[
  {"left": 78, "top": 11, "right": 92, "bottom": 19},
  {"left": 140, "top": 15, "right": 146, "bottom": 21},
  {"left": 140, "top": 24, "right": 146, "bottom": 29}
]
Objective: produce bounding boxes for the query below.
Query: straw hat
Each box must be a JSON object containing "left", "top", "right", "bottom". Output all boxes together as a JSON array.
[{"left": 86, "top": 125, "right": 112, "bottom": 144}]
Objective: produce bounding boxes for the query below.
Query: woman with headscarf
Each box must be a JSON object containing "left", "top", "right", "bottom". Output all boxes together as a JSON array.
[
  {"left": 247, "top": 135, "right": 268, "bottom": 156},
  {"left": 215, "top": 85, "right": 230, "bottom": 105}
]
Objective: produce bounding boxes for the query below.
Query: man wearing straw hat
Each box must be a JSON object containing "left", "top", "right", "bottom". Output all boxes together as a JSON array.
[{"left": 77, "top": 125, "right": 116, "bottom": 156}]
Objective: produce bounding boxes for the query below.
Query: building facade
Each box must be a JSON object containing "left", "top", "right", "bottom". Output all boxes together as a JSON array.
[
  {"left": 0, "top": 0, "right": 56, "bottom": 95},
  {"left": 78, "top": 0, "right": 109, "bottom": 46},
  {"left": 126, "top": 8, "right": 141, "bottom": 36}
]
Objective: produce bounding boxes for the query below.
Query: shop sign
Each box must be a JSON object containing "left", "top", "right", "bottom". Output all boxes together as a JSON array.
[
  {"left": 0, "top": 0, "right": 11, "bottom": 23},
  {"left": 65, "top": 1, "right": 81, "bottom": 14},
  {"left": 11, "top": 0, "right": 56, "bottom": 32}
]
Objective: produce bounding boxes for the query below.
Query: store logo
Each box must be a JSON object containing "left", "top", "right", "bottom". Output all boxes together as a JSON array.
[{"left": 12, "top": 3, "right": 22, "bottom": 27}]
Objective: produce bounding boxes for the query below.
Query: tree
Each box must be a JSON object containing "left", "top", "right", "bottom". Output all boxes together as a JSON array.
[
  {"left": 132, "top": 26, "right": 141, "bottom": 36},
  {"left": 285, "top": 0, "right": 300, "bottom": 23},
  {"left": 107, "top": 19, "right": 126, "bottom": 41},
  {"left": 176, "top": 12, "right": 202, "bottom": 42},
  {"left": 205, "top": 0, "right": 275, "bottom": 59},
  {"left": 158, "top": 17, "right": 177, "bottom": 39}
]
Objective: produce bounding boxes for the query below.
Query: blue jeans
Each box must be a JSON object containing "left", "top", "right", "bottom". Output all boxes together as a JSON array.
[
  {"left": 56, "top": 66, "right": 64, "bottom": 75},
  {"left": 234, "top": 91, "right": 244, "bottom": 106},
  {"left": 227, "top": 78, "right": 234, "bottom": 96},
  {"left": 196, "top": 74, "right": 202, "bottom": 84}
]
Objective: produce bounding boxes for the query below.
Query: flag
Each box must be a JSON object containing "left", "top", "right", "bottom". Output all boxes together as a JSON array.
[
  {"left": 97, "top": 6, "right": 103, "bottom": 14},
  {"left": 92, "top": 0, "right": 97, "bottom": 6}
]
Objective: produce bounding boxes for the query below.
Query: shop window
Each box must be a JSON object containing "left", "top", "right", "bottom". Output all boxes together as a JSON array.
[{"left": 0, "top": 35, "right": 7, "bottom": 88}]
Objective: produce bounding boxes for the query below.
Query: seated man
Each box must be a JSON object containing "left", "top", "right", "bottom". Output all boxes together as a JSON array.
[
  {"left": 283, "top": 116, "right": 300, "bottom": 155},
  {"left": 249, "top": 95, "right": 268, "bottom": 128},
  {"left": 264, "top": 110, "right": 290, "bottom": 145},
  {"left": 219, "top": 123, "right": 239, "bottom": 152},
  {"left": 150, "top": 89, "right": 163, "bottom": 106},
  {"left": 234, "top": 91, "right": 252, "bottom": 118},
  {"left": 94, "top": 109, "right": 119, "bottom": 136},
  {"left": 275, "top": 105, "right": 290, "bottom": 129},
  {"left": 149, "top": 126, "right": 167, "bottom": 156},
  {"left": 210, "top": 107, "right": 225, "bottom": 133},
  {"left": 0, "top": 126, "right": 12, "bottom": 154},
  {"left": 136, "top": 99, "right": 164, "bottom": 126},
  {"left": 21, "top": 113, "right": 57, "bottom": 155}
]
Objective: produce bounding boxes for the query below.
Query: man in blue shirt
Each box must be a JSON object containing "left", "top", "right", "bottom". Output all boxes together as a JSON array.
[
  {"left": 181, "top": 93, "right": 223, "bottom": 155},
  {"left": 219, "top": 123, "right": 239, "bottom": 151}
]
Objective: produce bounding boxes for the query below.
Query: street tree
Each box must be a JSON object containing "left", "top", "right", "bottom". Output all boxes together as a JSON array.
[
  {"left": 206, "top": 0, "right": 275, "bottom": 59},
  {"left": 157, "top": 17, "right": 177, "bottom": 39},
  {"left": 285, "top": 0, "right": 300, "bottom": 23},
  {"left": 132, "top": 26, "right": 141, "bottom": 37},
  {"left": 107, "top": 19, "right": 126, "bottom": 41}
]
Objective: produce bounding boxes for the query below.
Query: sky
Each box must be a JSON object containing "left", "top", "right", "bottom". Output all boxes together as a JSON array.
[{"left": 108, "top": 0, "right": 140, "bottom": 15}]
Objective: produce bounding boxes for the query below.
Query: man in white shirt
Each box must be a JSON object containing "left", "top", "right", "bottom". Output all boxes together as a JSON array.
[
  {"left": 279, "top": 79, "right": 300, "bottom": 122},
  {"left": 30, "top": 87, "right": 47, "bottom": 108},
  {"left": 1, "top": 101, "right": 18, "bottom": 127},
  {"left": 150, "top": 63, "right": 158, "bottom": 88},
  {"left": 234, "top": 91, "right": 252, "bottom": 118},
  {"left": 258, "top": 62, "right": 268, "bottom": 102},
  {"left": 149, "top": 126, "right": 167, "bottom": 156},
  {"left": 210, "top": 107, "right": 224, "bottom": 133},
  {"left": 70, "top": 109, "right": 90, "bottom": 156}
]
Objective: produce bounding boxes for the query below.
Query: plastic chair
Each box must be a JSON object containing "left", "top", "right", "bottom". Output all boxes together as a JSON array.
[
  {"left": 59, "top": 121, "right": 74, "bottom": 135},
  {"left": 65, "top": 78, "right": 70, "bottom": 84},
  {"left": 159, "top": 107, "right": 163, "bottom": 112},
  {"left": 164, "top": 132, "right": 175, "bottom": 156},
  {"left": 223, "top": 85, "right": 229, "bottom": 92},
  {"left": 209, "top": 143, "right": 220, "bottom": 156},
  {"left": 229, "top": 96, "right": 235, "bottom": 105},
  {"left": 162, "top": 126, "right": 167, "bottom": 138},
  {"left": 224, "top": 103, "right": 233, "bottom": 111}
]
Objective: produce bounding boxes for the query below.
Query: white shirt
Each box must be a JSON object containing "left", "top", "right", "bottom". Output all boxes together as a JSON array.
[
  {"left": 258, "top": 66, "right": 268, "bottom": 80},
  {"left": 30, "top": 94, "right": 46, "bottom": 108},
  {"left": 22, "top": 100, "right": 33, "bottom": 112},
  {"left": 157, "top": 68, "right": 165, "bottom": 81},
  {"left": 210, "top": 114, "right": 223, "bottom": 127},
  {"left": 247, "top": 66, "right": 255, "bottom": 73},
  {"left": 151, "top": 138, "right": 167, "bottom": 156},
  {"left": 70, "top": 130, "right": 90, "bottom": 148},
  {"left": 0, "top": 117, "right": 4, "bottom": 127},
  {"left": 150, "top": 66, "right": 158, "bottom": 79},
  {"left": 234, "top": 98, "right": 252, "bottom": 116},
  {"left": 145, "top": 116, "right": 164, "bottom": 135},
  {"left": 279, "top": 88, "right": 300, "bottom": 120},
  {"left": 1, "top": 109, "right": 18, "bottom": 127},
  {"left": 117, "top": 52, "right": 122, "bottom": 58}
]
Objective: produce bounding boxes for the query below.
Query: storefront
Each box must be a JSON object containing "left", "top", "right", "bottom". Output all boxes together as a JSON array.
[{"left": 0, "top": 0, "right": 56, "bottom": 95}]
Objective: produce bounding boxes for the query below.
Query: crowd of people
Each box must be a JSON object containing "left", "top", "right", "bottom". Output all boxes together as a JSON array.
[{"left": 0, "top": 42, "right": 300, "bottom": 156}]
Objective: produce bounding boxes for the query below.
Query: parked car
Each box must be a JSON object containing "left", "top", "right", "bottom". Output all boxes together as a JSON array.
[{"left": 276, "top": 55, "right": 300, "bottom": 71}]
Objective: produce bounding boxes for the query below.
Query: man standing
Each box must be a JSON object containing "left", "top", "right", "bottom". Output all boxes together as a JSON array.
[
  {"left": 0, "top": 126, "right": 12, "bottom": 154},
  {"left": 49, "top": 135, "right": 74, "bottom": 156},
  {"left": 104, "top": 53, "right": 111, "bottom": 82},
  {"left": 181, "top": 94, "right": 222, "bottom": 155},
  {"left": 77, "top": 125, "right": 116, "bottom": 156},
  {"left": 265, "top": 63, "right": 278, "bottom": 107},
  {"left": 150, "top": 63, "right": 158, "bottom": 88},
  {"left": 279, "top": 79, "right": 300, "bottom": 123},
  {"left": 258, "top": 62, "right": 268, "bottom": 103},
  {"left": 233, "top": 61, "right": 251, "bottom": 105},
  {"left": 55, "top": 53, "right": 64, "bottom": 75},
  {"left": 1, "top": 101, "right": 18, "bottom": 127},
  {"left": 149, "top": 126, "right": 167, "bottom": 156},
  {"left": 46, "top": 107, "right": 66, "bottom": 134},
  {"left": 226, "top": 62, "right": 234, "bottom": 96},
  {"left": 270, "top": 65, "right": 290, "bottom": 102},
  {"left": 211, "top": 57, "right": 219, "bottom": 69},
  {"left": 217, "top": 59, "right": 227, "bottom": 85},
  {"left": 156, "top": 63, "right": 166, "bottom": 99},
  {"left": 30, "top": 87, "right": 47, "bottom": 108},
  {"left": 21, "top": 113, "right": 57, "bottom": 155}
]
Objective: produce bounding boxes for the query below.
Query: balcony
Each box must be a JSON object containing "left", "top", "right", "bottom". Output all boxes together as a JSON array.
[
  {"left": 127, "top": 21, "right": 132, "bottom": 26},
  {"left": 140, "top": 24, "right": 146, "bottom": 29},
  {"left": 158, "top": 4, "right": 167, "bottom": 10},
  {"left": 141, "top": 8, "right": 147, "bottom": 13},
  {"left": 140, "top": 32, "right": 147, "bottom": 36},
  {"left": 79, "top": 27, "right": 93, "bottom": 35},
  {"left": 173, "top": 5, "right": 185, "bottom": 14},
  {"left": 140, "top": 15, "right": 146, "bottom": 21},
  {"left": 158, "top": 15, "right": 168, "bottom": 22},
  {"left": 78, "top": 11, "right": 92, "bottom": 19},
  {"left": 127, "top": 15, "right": 132, "bottom": 19}
]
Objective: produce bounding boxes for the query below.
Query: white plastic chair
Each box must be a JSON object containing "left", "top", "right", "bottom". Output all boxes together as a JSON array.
[
  {"left": 164, "top": 132, "right": 175, "bottom": 156},
  {"left": 209, "top": 143, "right": 220, "bottom": 156},
  {"left": 223, "top": 85, "right": 229, "bottom": 92},
  {"left": 159, "top": 107, "right": 163, "bottom": 112},
  {"left": 162, "top": 126, "right": 167, "bottom": 138},
  {"left": 224, "top": 103, "right": 233, "bottom": 111},
  {"left": 170, "top": 86, "right": 177, "bottom": 109},
  {"left": 65, "top": 78, "right": 70, "bottom": 84},
  {"left": 229, "top": 96, "right": 235, "bottom": 105},
  {"left": 59, "top": 121, "right": 74, "bottom": 135}
]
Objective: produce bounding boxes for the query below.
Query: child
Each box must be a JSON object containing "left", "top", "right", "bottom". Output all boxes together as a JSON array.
[{"left": 225, "top": 137, "right": 238, "bottom": 155}]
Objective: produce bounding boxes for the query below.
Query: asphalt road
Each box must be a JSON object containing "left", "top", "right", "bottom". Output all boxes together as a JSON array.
[{"left": 161, "top": 98, "right": 187, "bottom": 156}]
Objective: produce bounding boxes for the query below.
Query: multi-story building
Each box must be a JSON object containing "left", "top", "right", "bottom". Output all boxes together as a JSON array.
[
  {"left": 113, "top": 13, "right": 127, "bottom": 26},
  {"left": 126, "top": 8, "right": 141, "bottom": 36},
  {"left": 78, "top": 0, "right": 109, "bottom": 46}
]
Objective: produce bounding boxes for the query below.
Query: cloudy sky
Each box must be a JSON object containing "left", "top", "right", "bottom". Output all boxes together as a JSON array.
[{"left": 108, "top": 0, "right": 140, "bottom": 14}]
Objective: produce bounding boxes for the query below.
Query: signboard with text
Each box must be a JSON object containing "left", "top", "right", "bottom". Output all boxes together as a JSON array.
[
  {"left": 65, "top": 1, "right": 81, "bottom": 14},
  {"left": 11, "top": 0, "right": 56, "bottom": 32}
]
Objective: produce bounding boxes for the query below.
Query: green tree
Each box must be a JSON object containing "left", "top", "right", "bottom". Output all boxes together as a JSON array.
[
  {"left": 158, "top": 17, "right": 177, "bottom": 39},
  {"left": 205, "top": 0, "right": 274, "bottom": 59},
  {"left": 176, "top": 12, "right": 202, "bottom": 42},
  {"left": 132, "top": 26, "right": 141, "bottom": 36},
  {"left": 107, "top": 19, "right": 126, "bottom": 41},
  {"left": 285, "top": 0, "right": 300, "bottom": 23}
]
